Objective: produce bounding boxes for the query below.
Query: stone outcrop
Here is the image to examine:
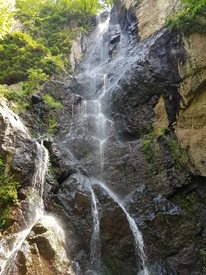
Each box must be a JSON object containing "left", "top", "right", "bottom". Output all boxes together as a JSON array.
[
  {"left": 0, "top": 100, "right": 73, "bottom": 274},
  {"left": 70, "top": 33, "right": 88, "bottom": 72},
  {"left": 3, "top": 216, "right": 72, "bottom": 275}
]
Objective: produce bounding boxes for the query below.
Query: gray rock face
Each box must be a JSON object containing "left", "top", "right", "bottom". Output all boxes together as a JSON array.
[{"left": 102, "top": 28, "right": 181, "bottom": 140}]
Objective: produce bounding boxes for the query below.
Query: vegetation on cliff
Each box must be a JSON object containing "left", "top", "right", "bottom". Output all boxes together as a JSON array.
[
  {"left": 0, "top": 158, "right": 19, "bottom": 231},
  {"left": 0, "top": 0, "right": 111, "bottom": 100},
  {"left": 167, "top": 0, "right": 206, "bottom": 34},
  {"left": 0, "top": 0, "right": 14, "bottom": 38}
]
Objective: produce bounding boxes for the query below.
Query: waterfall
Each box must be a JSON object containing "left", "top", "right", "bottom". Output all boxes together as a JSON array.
[
  {"left": 32, "top": 140, "right": 49, "bottom": 199},
  {"left": 63, "top": 9, "right": 150, "bottom": 274}
]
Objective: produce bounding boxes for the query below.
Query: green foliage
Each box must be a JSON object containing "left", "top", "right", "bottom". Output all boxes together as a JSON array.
[
  {"left": 0, "top": 0, "right": 112, "bottom": 102},
  {"left": 0, "top": 158, "right": 19, "bottom": 231},
  {"left": 15, "top": 0, "right": 111, "bottom": 75},
  {"left": 48, "top": 116, "right": 58, "bottom": 136},
  {"left": 167, "top": 0, "right": 206, "bottom": 34},
  {"left": 0, "top": 84, "right": 30, "bottom": 114},
  {"left": 0, "top": 32, "right": 56, "bottom": 85},
  {"left": 22, "top": 68, "right": 48, "bottom": 95},
  {"left": 43, "top": 94, "right": 64, "bottom": 109},
  {"left": 0, "top": 0, "right": 15, "bottom": 38},
  {"left": 0, "top": 85, "right": 20, "bottom": 101}
]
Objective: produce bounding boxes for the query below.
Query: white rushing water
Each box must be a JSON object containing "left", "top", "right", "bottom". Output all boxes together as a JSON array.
[
  {"left": 90, "top": 186, "right": 101, "bottom": 271},
  {"left": 70, "top": 9, "right": 149, "bottom": 274},
  {"left": 32, "top": 140, "right": 50, "bottom": 198},
  {"left": 95, "top": 181, "right": 149, "bottom": 275},
  {"left": 0, "top": 8, "right": 149, "bottom": 275}
]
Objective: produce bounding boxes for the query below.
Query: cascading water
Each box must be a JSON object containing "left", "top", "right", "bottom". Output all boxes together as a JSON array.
[
  {"left": 94, "top": 180, "right": 149, "bottom": 275},
  {"left": 64, "top": 9, "right": 149, "bottom": 275},
  {"left": 0, "top": 103, "right": 68, "bottom": 274},
  {"left": 89, "top": 186, "right": 101, "bottom": 271},
  {"left": 0, "top": 140, "right": 49, "bottom": 275}
]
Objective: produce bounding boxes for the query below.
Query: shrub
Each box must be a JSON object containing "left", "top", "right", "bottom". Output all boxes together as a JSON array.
[
  {"left": 167, "top": 0, "right": 206, "bottom": 34},
  {"left": 43, "top": 94, "right": 64, "bottom": 109},
  {"left": 0, "top": 84, "right": 30, "bottom": 114},
  {"left": 22, "top": 68, "right": 48, "bottom": 95},
  {"left": 48, "top": 116, "right": 58, "bottom": 136}
]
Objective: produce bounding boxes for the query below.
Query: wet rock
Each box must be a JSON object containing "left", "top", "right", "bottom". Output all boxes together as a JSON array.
[
  {"left": 103, "top": 29, "right": 181, "bottom": 140},
  {"left": 70, "top": 74, "right": 104, "bottom": 100},
  {"left": 1, "top": 4, "right": 206, "bottom": 275},
  {"left": 4, "top": 216, "right": 73, "bottom": 275},
  {"left": 31, "top": 94, "right": 42, "bottom": 104},
  {"left": 51, "top": 173, "right": 94, "bottom": 272},
  {"left": 44, "top": 139, "right": 78, "bottom": 185}
]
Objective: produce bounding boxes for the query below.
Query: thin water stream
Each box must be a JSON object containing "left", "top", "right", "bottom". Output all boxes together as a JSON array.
[
  {"left": 94, "top": 180, "right": 149, "bottom": 275},
  {"left": 0, "top": 140, "right": 49, "bottom": 274},
  {"left": 0, "top": 103, "right": 67, "bottom": 274}
]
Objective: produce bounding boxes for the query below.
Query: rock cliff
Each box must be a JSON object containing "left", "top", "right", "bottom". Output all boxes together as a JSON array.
[{"left": 1, "top": 1, "right": 206, "bottom": 275}]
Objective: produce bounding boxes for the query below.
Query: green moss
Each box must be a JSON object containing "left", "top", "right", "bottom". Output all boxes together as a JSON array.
[
  {"left": 179, "top": 192, "right": 198, "bottom": 216},
  {"left": 200, "top": 249, "right": 206, "bottom": 257},
  {"left": 164, "top": 135, "right": 190, "bottom": 170},
  {"left": 142, "top": 131, "right": 156, "bottom": 163},
  {"left": 142, "top": 139, "right": 154, "bottom": 162},
  {"left": 48, "top": 156, "right": 58, "bottom": 179},
  {"left": 0, "top": 158, "right": 19, "bottom": 231},
  {"left": 166, "top": 0, "right": 206, "bottom": 34}
]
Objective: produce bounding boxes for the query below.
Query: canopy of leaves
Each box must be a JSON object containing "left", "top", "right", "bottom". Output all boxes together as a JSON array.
[{"left": 167, "top": 0, "right": 206, "bottom": 34}]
